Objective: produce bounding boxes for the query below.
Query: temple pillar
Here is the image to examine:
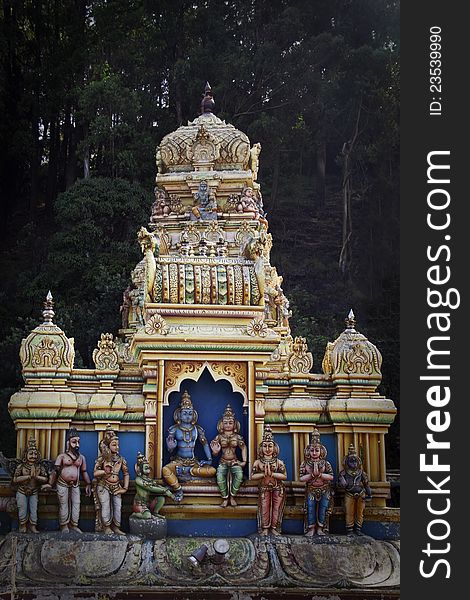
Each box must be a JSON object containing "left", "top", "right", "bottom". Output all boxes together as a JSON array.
[{"left": 142, "top": 362, "right": 160, "bottom": 477}]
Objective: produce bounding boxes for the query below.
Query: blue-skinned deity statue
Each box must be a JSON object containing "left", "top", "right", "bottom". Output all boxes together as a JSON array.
[{"left": 162, "top": 390, "right": 216, "bottom": 501}]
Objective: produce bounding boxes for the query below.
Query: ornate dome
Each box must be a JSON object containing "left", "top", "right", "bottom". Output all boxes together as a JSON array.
[
  {"left": 158, "top": 84, "right": 251, "bottom": 173},
  {"left": 20, "top": 292, "right": 75, "bottom": 375},
  {"left": 322, "top": 310, "right": 382, "bottom": 380}
]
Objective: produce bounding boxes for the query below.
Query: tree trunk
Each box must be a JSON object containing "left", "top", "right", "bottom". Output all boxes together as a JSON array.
[
  {"left": 339, "top": 100, "right": 362, "bottom": 279},
  {"left": 316, "top": 140, "right": 326, "bottom": 208}
]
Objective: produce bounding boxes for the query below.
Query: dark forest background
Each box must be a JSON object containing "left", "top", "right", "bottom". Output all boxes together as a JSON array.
[{"left": 0, "top": 0, "right": 399, "bottom": 467}]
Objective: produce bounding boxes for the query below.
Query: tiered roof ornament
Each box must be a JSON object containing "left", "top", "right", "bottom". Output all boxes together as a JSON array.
[
  {"left": 19, "top": 292, "right": 75, "bottom": 376},
  {"left": 322, "top": 309, "right": 382, "bottom": 384}
]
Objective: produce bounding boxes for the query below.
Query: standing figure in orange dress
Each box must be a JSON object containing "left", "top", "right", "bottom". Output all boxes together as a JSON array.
[{"left": 251, "top": 425, "right": 287, "bottom": 535}]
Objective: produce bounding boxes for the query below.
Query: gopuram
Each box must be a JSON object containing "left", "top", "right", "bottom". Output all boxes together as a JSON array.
[{"left": 0, "top": 84, "right": 399, "bottom": 599}]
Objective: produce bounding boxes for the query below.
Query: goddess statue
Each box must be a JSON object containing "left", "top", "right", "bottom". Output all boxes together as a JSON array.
[
  {"left": 210, "top": 404, "right": 247, "bottom": 507},
  {"left": 251, "top": 425, "right": 287, "bottom": 535},
  {"left": 162, "top": 390, "right": 216, "bottom": 501}
]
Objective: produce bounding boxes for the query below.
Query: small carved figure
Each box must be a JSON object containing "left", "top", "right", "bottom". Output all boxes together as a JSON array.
[
  {"left": 12, "top": 438, "right": 49, "bottom": 533},
  {"left": 236, "top": 187, "right": 259, "bottom": 216},
  {"left": 49, "top": 428, "right": 92, "bottom": 533},
  {"left": 131, "top": 452, "right": 174, "bottom": 519},
  {"left": 191, "top": 180, "right": 218, "bottom": 221},
  {"left": 250, "top": 142, "right": 262, "bottom": 182},
  {"left": 93, "top": 431, "right": 129, "bottom": 534},
  {"left": 162, "top": 390, "right": 216, "bottom": 501},
  {"left": 210, "top": 405, "right": 247, "bottom": 507},
  {"left": 151, "top": 188, "right": 171, "bottom": 220},
  {"left": 338, "top": 444, "right": 372, "bottom": 535},
  {"left": 251, "top": 425, "right": 287, "bottom": 535},
  {"left": 299, "top": 429, "right": 334, "bottom": 536},
  {"left": 120, "top": 286, "right": 132, "bottom": 329}
]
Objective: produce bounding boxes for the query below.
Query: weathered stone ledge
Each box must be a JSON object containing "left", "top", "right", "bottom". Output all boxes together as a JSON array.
[{"left": 0, "top": 532, "right": 399, "bottom": 599}]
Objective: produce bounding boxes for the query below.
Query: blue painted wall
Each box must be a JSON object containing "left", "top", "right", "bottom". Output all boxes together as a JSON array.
[
  {"left": 272, "top": 433, "right": 294, "bottom": 480},
  {"left": 321, "top": 433, "right": 338, "bottom": 476},
  {"left": 77, "top": 430, "right": 98, "bottom": 480},
  {"left": 164, "top": 368, "right": 247, "bottom": 474},
  {"left": 119, "top": 431, "right": 146, "bottom": 479}
]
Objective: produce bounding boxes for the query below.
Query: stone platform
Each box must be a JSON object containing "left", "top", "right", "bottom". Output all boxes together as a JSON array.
[{"left": 0, "top": 532, "right": 399, "bottom": 599}]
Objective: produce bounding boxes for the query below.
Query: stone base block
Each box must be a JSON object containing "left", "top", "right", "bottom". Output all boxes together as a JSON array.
[{"left": 129, "top": 514, "right": 167, "bottom": 539}]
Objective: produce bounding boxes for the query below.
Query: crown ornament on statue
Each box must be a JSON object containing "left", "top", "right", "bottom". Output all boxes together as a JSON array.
[
  {"left": 27, "top": 437, "right": 39, "bottom": 452},
  {"left": 347, "top": 443, "right": 357, "bottom": 456},
  {"left": 261, "top": 425, "right": 274, "bottom": 444},
  {"left": 24, "top": 437, "right": 41, "bottom": 460},
  {"left": 310, "top": 427, "right": 321, "bottom": 445},
  {"left": 180, "top": 390, "right": 194, "bottom": 409},
  {"left": 222, "top": 404, "right": 235, "bottom": 419},
  {"left": 135, "top": 451, "right": 149, "bottom": 473}
]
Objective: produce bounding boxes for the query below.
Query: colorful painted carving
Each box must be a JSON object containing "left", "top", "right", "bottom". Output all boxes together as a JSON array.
[
  {"left": 151, "top": 187, "right": 172, "bottom": 220},
  {"left": 299, "top": 429, "right": 334, "bottom": 536},
  {"left": 191, "top": 180, "right": 218, "bottom": 220},
  {"left": 210, "top": 404, "right": 247, "bottom": 507},
  {"left": 251, "top": 425, "right": 287, "bottom": 535},
  {"left": 131, "top": 452, "right": 174, "bottom": 519},
  {"left": 162, "top": 390, "right": 216, "bottom": 501},
  {"left": 12, "top": 438, "right": 49, "bottom": 533},
  {"left": 50, "top": 428, "right": 92, "bottom": 533},
  {"left": 93, "top": 431, "right": 129, "bottom": 534},
  {"left": 338, "top": 443, "right": 372, "bottom": 535}
]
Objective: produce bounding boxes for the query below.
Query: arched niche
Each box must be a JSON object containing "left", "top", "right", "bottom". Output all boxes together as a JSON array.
[
  {"left": 162, "top": 367, "right": 248, "bottom": 473},
  {"left": 163, "top": 360, "right": 248, "bottom": 406}
]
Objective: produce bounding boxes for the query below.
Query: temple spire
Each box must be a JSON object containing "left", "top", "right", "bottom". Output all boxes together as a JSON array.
[
  {"left": 42, "top": 291, "right": 55, "bottom": 324},
  {"left": 345, "top": 309, "right": 356, "bottom": 331},
  {"left": 201, "top": 81, "right": 215, "bottom": 114}
]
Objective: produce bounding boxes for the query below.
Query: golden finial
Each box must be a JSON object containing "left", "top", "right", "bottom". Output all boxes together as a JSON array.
[
  {"left": 42, "top": 290, "right": 55, "bottom": 324},
  {"left": 345, "top": 309, "right": 356, "bottom": 331}
]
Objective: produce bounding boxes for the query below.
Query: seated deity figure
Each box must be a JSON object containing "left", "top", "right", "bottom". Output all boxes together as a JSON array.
[
  {"left": 162, "top": 390, "right": 216, "bottom": 501},
  {"left": 191, "top": 180, "right": 218, "bottom": 220},
  {"left": 93, "top": 431, "right": 129, "bottom": 534},
  {"left": 131, "top": 452, "right": 175, "bottom": 519},
  {"left": 299, "top": 429, "right": 334, "bottom": 536},
  {"left": 338, "top": 444, "right": 372, "bottom": 536},
  {"left": 151, "top": 187, "right": 171, "bottom": 220},
  {"left": 210, "top": 404, "right": 247, "bottom": 508},
  {"left": 236, "top": 187, "right": 259, "bottom": 214},
  {"left": 251, "top": 425, "right": 287, "bottom": 535}
]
